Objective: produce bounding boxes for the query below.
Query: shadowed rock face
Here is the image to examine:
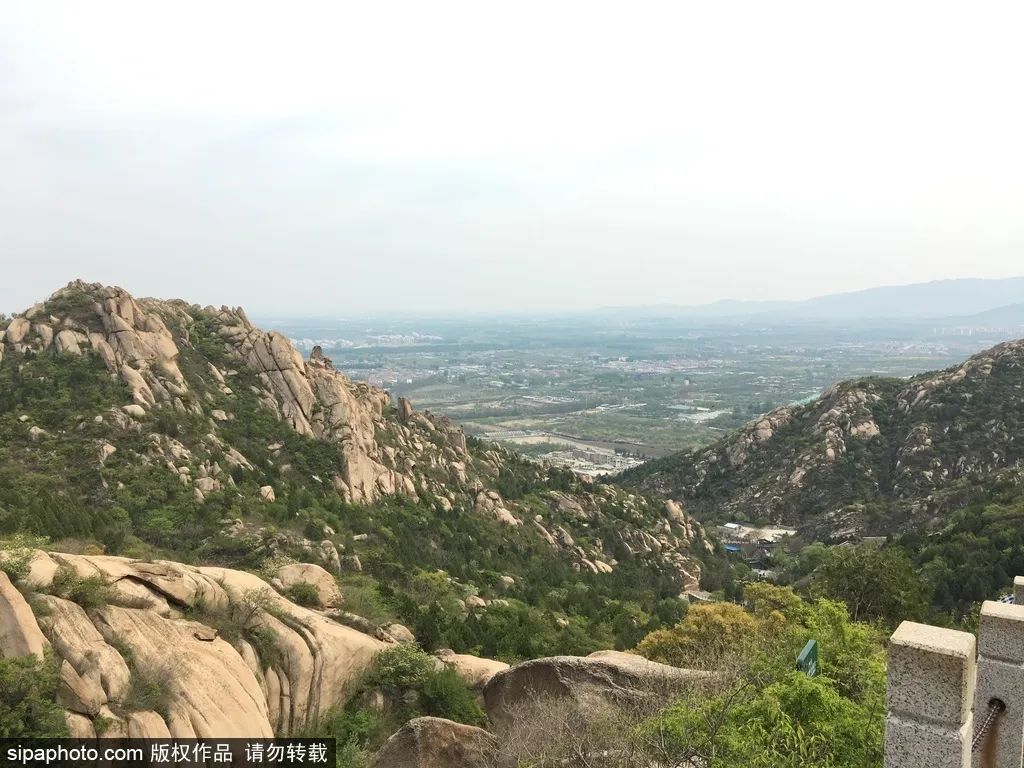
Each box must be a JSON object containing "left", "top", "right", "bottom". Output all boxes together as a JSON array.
[
  {"left": 482, "top": 650, "right": 715, "bottom": 730},
  {"left": 371, "top": 717, "right": 498, "bottom": 768}
]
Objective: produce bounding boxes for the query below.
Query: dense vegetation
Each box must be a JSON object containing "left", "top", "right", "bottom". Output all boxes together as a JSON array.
[
  {"left": 642, "top": 586, "right": 884, "bottom": 768},
  {"left": 308, "top": 583, "right": 889, "bottom": 768},
  {"left": 766, "top": 497, "right": 1024, "bottom": 627},
  {"left": 0, "top": 653, "right": 68, "bottom": 738}
]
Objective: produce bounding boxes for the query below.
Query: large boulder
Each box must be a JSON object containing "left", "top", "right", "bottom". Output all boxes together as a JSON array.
[
  {"left": 371, "top": 717, "right": 498, "bottom": 768},
  {"left": 127, "top": 711, "right": 173, "bottom": 738},
  {"left": 0, "top": 571, "right": 48, "bottom": 658},
  {"left": 380, "top": 623, "right": 416, "bottom": 644},
  {"left": 198, "top": 565, "right": 385, "bottom": 732},
  {"left": 276, "top": 563, "right": 342, "bottom": 608},
  {"left": 435, "top": 649, "right": 509, "bottom": 690},
  {"left": 4, "top": 317, "right": 31, "bottom": 344},
  {"left": 37, "top": 595, "right": 132, "bottom": 701},
  {"left": 483, "top": 650, "right": 713, "bottom": 729}
]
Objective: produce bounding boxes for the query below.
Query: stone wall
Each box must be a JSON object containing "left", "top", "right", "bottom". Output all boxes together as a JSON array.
[{"left": 885, "top": 580, "right": 1024, "bottom": 768}]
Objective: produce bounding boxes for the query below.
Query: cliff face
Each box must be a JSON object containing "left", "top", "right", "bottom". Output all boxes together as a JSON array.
[{"left": 621, "top": 339, "right": 1024, "bottom": 538}]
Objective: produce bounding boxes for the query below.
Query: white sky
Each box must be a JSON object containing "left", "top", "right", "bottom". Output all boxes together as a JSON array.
[{"left": 2, "top": 1, "right": 1023, "bottom": 314}]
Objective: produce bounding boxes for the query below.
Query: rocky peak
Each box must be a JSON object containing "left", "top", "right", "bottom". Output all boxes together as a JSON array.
[{"left": 1, "top": 281, "right": 707, "bottom": 587}]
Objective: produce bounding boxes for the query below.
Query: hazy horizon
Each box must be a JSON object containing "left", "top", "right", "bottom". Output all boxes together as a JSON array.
[
  {"left": 7, "top": 274, "right": 1024, "bottom": 323},
  {"left": 3, "top": 2, "right": 1024, "bottom": 314}
]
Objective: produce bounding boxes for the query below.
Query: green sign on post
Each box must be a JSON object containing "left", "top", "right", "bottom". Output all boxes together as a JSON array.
[{"left": 796, "top": 639, "right": 819, "bottom": 677}]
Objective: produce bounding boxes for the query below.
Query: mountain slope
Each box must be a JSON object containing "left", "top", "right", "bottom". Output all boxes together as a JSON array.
[
  {"left": 620, "top": 338, "right": 1024, "bottom": 538},
  {"left": 0, "top": 281, "right": 712, "bottom": 658}
]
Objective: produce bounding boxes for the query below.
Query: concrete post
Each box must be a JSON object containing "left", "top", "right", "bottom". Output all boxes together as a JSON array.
[
  {"left": 973, "top": 601, "right": 1024, "bottom": 768},
  {"left": 886, "top": 621, "right": 976, "bottom": 768},
  {"left": 1013, "top": 577, "right": 1024, "bottom": 606}
]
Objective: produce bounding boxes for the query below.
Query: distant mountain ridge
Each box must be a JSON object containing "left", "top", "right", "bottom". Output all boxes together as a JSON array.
[
  {"left": 947, "top": 302, "right": 1024, "bottom": 326},
  {"left": 602, "top": 276, "right": 1024, "bottom": 320},
  {"left": 619, "top": 336, "right": 1024, "bottom": 538}
]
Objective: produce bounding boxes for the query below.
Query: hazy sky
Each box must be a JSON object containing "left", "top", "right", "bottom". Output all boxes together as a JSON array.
[{"left": 2, "top": 1, "right": 1023, "bottom": 315}]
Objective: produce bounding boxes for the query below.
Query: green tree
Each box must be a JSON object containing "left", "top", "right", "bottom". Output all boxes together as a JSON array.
[
  {"left": 635, "top": 602, "right": 766, "bottom": 669},
  {"left": 812, "top": 544, "right": 926, "bottom": 625},
  {"left": 0, "top": 653, "right": 68, "bottom": 737}
]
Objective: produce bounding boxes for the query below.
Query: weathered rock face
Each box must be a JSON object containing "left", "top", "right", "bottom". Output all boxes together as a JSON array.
[
  {"left": 209, "top": 307, "right": 407, "bottom": 505},
  {"left": 371, "top": 717, "right": 498, "bottom": 768},
  {"left": 0, "top": 571, "right": 48, "bottom": 658},
  {"left": 93, "top": 604, "right": 274, "bottom": 738},
  {"left": 8, "top": 550, "right": 385, "bottom": 737},
  {"left": 483, "top": 650, "right": 714, "bottom": 730}
]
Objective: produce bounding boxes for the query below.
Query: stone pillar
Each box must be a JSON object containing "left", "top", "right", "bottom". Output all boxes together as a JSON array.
[
  {"left": 973, "top": 601, "right": 1024, "bottom": 768},
  {"left": 886, "top": 621, "right": 976, "bottom": 768},
  {"left": 1013, "top": 577, "right": 1024, "bottom": 606}
]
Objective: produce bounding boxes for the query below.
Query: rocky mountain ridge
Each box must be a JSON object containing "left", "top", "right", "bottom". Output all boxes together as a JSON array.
[
  {"left": 621, "top": 338, "right": 1024, "bottom": 538},
  {"left": 0, "top": 280, "right": 706, "bottom": 587}
]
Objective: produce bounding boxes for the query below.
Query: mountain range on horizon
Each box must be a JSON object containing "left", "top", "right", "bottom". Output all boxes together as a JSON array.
[
  {"left": 598, "top": 275, "right": 1024, "bottom": 322},
  {"left": 14, "top": 276, "right": 1023, "bottom": 325}
]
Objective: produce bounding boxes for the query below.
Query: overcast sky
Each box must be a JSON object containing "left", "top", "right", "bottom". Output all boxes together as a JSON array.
[{"left": 2, "top": 1, "right": 1023, "bottom": 315}]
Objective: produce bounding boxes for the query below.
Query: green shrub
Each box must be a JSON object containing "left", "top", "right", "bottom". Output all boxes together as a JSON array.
[
  {"left": 287, "top": 582, "right": 322, "bottom": 608},
  {"left": 50, "top": 566, "right": 114, "bottom": 609},
  {"left": 418, "top": 667, "right": 486, "bottom": 726},
  {"left": 0, "top": 533, "right": 49, "bottom": 582},
  {"left": 364, "top": 645, "right": 435, "bottom": 690},
  {"left": 186, "top": 589, "right": 284, "bottom": 670},
  {"left": 306, "top": 646, "right": 484, "bottom": 754},
  {"left": 315, "top": 706, "right": 380, "bottom": 749},
  {"left": 337, "top": 576, "right": 396, "bottom": 625},
  {"left": 336, "top": 742, "right": 369, "bottom": 768},
  {"left": 247, "top": 625, "right": 284, "bottom": 671},
  {"left": 121, "top": 662, "right": 173, "bottom": 717},
  {"left": 0, "top": 652, "right": 69, "bottom": 737}
]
